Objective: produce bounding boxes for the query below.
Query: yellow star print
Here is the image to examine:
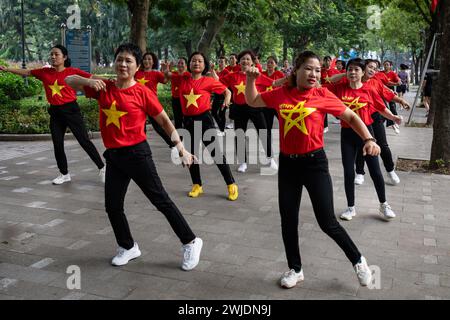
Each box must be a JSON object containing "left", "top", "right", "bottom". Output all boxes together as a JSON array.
[
  {"left": 324, "top": 76, "right": 332, "bottom": 84},
  {"left": 183, "top": 89, "right": 202, "bottom": 109},
  {"left": 266, "top": 86, "right": 274, "bottom": 92},
  {"left": 343, "top": 97, "right": 367, "bottom": 116},
  {"left": 235, "top": 81, "right": 246, "bottom": 95},
  {"left": 137, "top": 77, "right": 149, "bottom": 86},
  {"left": 48, "top": 80, "right": 65, "bottom": 97},
  {"left": 279, "top": 101, "right": 316, "bottom": 137},
  {"left": 102, "top": 101, "right": 128, "bottom": 129}
]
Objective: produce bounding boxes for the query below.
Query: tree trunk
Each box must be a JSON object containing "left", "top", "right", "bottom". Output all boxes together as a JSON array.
[
  {"left": 196, "top": 0, "right": 229, "bottom": 57},
  {"left": 282, "top": 37, "right": 288, "bottom": 62},
  {"left": 430, "top": 0, "right": 450, "bottom": 168},
  {"left": 183, "top": 40, "right": 192, "bottom": 58},
  {"left": 127, "top": 0, "right": 150, "bottom": 54}
]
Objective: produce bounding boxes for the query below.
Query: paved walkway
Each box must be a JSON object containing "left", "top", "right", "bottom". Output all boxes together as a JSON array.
[{"left": 0, "top": 90, "right": 449, "bottom": 300}]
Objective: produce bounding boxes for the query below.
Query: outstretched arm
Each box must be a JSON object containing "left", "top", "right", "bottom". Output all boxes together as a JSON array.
[
  {"left": 65, "top": 75, "right": 106, "bottom": 93},
  {"left": 0, "top": 65, "right": 32, "bottom": 77}
]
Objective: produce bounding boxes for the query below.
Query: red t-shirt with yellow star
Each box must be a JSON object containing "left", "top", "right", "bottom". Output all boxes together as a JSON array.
[
  {"left": 30, "top": 67, "right": 91, "bottom": 106},
  {"left": 373, "top": 72, "right": 390, "bottom": 86},
  {"left": 262, "top": 70, "right": 285, "bottom": 80},
  {"left": 320, "top": 68, "right": 341, "bottom": 88},
  {"left": 220, "top": 72, "right": 273, "bottom": 105},
  {"left": 83, "top": 80, "right": 163, "bottom": 149},
  {"left": 225, "top": 65, "right": 241, "bottom": 73},
  {"left": 340, "top": 76, "right": 396, "bottom": 102},
  {"left": 134, "top": 70, "right": 165, "bottom": 95},
  {"left": 178, "top": 75, "right": 227, "bottom": 116},
  {"left": 383, "top": 71, "right": 401, "bottom": 86},
  {"left": 261, "top": 86, "right": 346, "bottom": 154},
  {"left": 327, "top": 82, "right": 387, "bottom": 128},
  {"left": 170, "top": 71, "right": 190, "bottom": 98},
  {"left": 217, "top": 68, "right": 230, "bottom": 79}
]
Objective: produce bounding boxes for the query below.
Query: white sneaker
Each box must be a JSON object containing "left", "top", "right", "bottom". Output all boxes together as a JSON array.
[
  {"left": 268, "top": 158, "right": 278, "bottom": 170},
  {"left": 280, "top": 269, "right": 304, "bottom": 289},
  {"left": 99, "top": 167, "right": 106, "bottom": 183},
  {"left": 237, "top": 163, "right": 247, "bottom": 173},
  {"left": 216, "top": 130, "right": 225, "bottom": 137},
  {"left": 379, "top": 202, "right": 396, "bottom": 220},
  {"left": 354, "top": 256, "right": 372, "bottom": 286},
  {"left": 323, "top": 127, "right": 329, "bottom": 133},
  {"left": 111, "top": 242, "right": 141, "bottom": 266},
  {"left": 354, "top": 174, "right": 364, "bottom": 185},
  {"left": 52, "top": 173, "right": 71, "bottom": 185},
  {"left": 392, "top": 124, "right": 400, "bottom": 134},
  {"left": 386, "top": 170, "right": 400, "bottom": 185},
  {"left": 340, "top": 207, "right": 356, "bottom": 221},
  {"left": 332, "top": 119, "right": 341, "bottom": 124},
  {"left": 181, "top": 237, "right": 203, "bottom": 271},
  {"left": 225, "top": 123, "right": 234, "bottom": 129}
]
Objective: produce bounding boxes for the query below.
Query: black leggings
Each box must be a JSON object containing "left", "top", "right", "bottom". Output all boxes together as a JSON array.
[
  {"left": 104, "top": 141, "right": 196, "bottom": 250},
  {"left": 211, "top": 94, "right": 226, "bottom": 132},
  {"left": 48, "top": 101, "right": 104, "bottom": 175},
  {"left": 341, "top": 127, "right": 386, "bottom": 207},
  {"left": 278, "top": 151, "right": 361, "bottom": 272},
  {"left": 262, "top": 107, "right": 277, "bottom": 158},
  {"left": 385, "top": 89, "right": 398, "bottom": 127},
  {"left": 172, "top": 97, "right": 183, "bottom": 130},
  {"left": 183, "top": 111, "right": 234, "bottom": 186},
  {"left": 233, "top": 104, "right": 268, "bottom": 163},
  {"left": 356, "top": 112, "right": 394, "bottom": 174}
]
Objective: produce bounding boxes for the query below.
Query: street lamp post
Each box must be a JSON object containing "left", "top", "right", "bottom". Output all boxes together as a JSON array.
[{"left": 21, "top": 0, "right": 26, "bottom": 70}]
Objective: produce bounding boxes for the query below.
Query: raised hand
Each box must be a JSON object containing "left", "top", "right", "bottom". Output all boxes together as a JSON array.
[{"left": 88, "top": 78, "right": 107, "bottom": 91}]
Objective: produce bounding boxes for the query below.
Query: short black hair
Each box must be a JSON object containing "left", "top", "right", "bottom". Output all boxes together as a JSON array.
[
  {"left": 346, "top": 58, "right": 365, "bottom": 71},
  {"left": 267, "top": 55, "right": 278, "bottom": 64},
  {"left": 52, "top": 44, "right": 71, "bottom": 67},
  {"left": 142, "top": 51, "right": 159, "bottom": 69},
  {"left": 114, "top": 43, "right": 142, "bottom": 66},
  {"left": 336, "top": 59, "right": 346, "bottom": 68},
  {"left": 178, "top": 57, "right": 188, "bottom": 64},
  {"left": 237, "top": 50, "right": 256, "bottom": 63},
  {"left": 323, "top": 56, "right": 332, "bottom": 61},
  {"left": 188, "top": 51, "right": 210, "bottom": 75}
]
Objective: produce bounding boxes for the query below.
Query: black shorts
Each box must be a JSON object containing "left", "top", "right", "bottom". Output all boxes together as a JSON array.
[{"left": 396, "top": 84, "right": 407, "bottom": 94}]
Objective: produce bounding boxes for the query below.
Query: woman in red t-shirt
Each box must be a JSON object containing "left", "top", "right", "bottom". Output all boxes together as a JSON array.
[
  {"left": 210, "top": 56, "right": 230, "bottom": 136},
  {"left": 134, "top": 51, "right": 178, "bottom": 155},
  {"left": 326, "top": 58, "right": 401, "bottom": 222},
  {"left": 0, "top": 45, "right": 105, "bottom": 185},
  {"left": 65, "top": 43, "right": 203, "bottom": 271},
  {"left": 163, "top": 52, "right": 238, "bottom": 201},
  {"left": 245, "top": 51, "right": 379, "bottom": 289},
  {"left": 383, "top": 60, "right": 402, "bottom": 132},
  {"left": 220, "top": 50, "right": 276, "bottom": 173},
  {"left": 170, "top": 57, "right": 189, "bottom": 130},
  {"left": 260, "top": 56, "right": 286, "bottom": 170}
]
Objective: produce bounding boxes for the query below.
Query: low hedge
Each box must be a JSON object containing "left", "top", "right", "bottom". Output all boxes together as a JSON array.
[{"left": 0, "top": 83, "right": 175, "bottom": 134}]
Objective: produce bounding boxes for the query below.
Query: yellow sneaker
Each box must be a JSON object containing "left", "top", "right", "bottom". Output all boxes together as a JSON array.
[
  {"left": 227, "top": 183, "right": 238, "bottom": 201},
  {"left": 188, "top": 184, "right": 203, "bottom": 198}
]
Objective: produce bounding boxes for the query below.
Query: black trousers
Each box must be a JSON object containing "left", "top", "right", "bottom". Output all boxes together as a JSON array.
[
  {"left": 278, "top": 151, "right": 361, "bottom": 272},
  {"left": 183, "top": 111, "right": 234, "bottom": 186},
  {"left": 103, "top": 140, "right": 196, "bottom": 250},
  {"left": 233, "top": 104, "right": 268, "bottom": 163},
  {"left": 341, "top": 127, "right": 386, "bottom": 207},
  {"left": 148, "top": 117, "right": 175, "bottom": 149},
  {"left": 356, "top": 112, "right": 395, "bottom": 174},
  {"left": 48, "top": 101, "right": 104, "bottom": 175},
  {"left": 211, "top": 94, "right": 226, "bottom": 132},
  {"left": 172, "top": 97, "right": 184, "bottom": 130},
  {"left": 262, "top": 107, "right": 277, "bottom": 158},
  {"left": 385, "top": 88, "right": 398, "bottom": 127}
]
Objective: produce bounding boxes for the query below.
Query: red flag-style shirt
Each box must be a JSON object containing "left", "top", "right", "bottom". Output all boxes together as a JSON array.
[
  {"left": 134, "top": 70, "right": 165, "bottom": 95},
  {"left": 217, "top": 68, "right": 230, "bottom": 79},
  {"left": 170, "top": 71, "right": 190, "bottom": 98},
  {"left": 327, "top": 82, "right": 387, "bottom": 128},
  {"left": 225, "top": 65, "right": 241, "bottom": 73},
  {"left": 373, "top": 72, "right": 390, "bottom": 86},
  {"left": 220, "top": 72, "right": 273, "bottom": 105},
  {"left": 341, "top": 76, "right": 396, "bottom": 103},
  {"left": 320, "top": 68, "right": 341, "bottom": 88},
  {"left": 383, "top": 71, "right": 401, "bottom": 86},
  {"left": 84, "top": 80, "right": 163, "bottom": 149},
  {"left": 177, "top": 75, "right": 227, "bottom": 116},
  {"left": 261, "top": 86, "right": 346, "bottom": 154},
  {"left": 31, "top": 67, "right": 91, "bottom": 105},
  {"left": 262, "top": 70, "right": 285, "bottom": 80}
]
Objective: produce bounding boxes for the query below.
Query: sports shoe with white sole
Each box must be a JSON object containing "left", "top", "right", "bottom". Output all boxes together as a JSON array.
[
  {"left": 354, "top": 256, "right": 372, "bottom": 286},
  {"left": 354, "top": 174, "right": 364, "bottom": 185},
  {"left": 268, "top": 158, "right": 278, "bottom": 170},
  {"left": 340, "top": 207, "right": 356, "bottom": 221},
  {"left": 386, "top": 170, "right": 400, "bottom": 185},
  {"left": 52, "top": 173, "right": 71, "bottom": 185},
  {"left": 379, "top": 202, "right": 396, "bottom": 220},
  {"left": 280, "top": 269, "right": 304, "bottom": 288},
  {"left": 237, "top": 163, "right": 247, "bottom": 173},
  {"left": 99, "top": 167, "right": 106, "bottom": 183},
  {"left": 181, "top": 237, "right": 203, "bottom": 271},
  {"left": 111, "top": 242, "right": 141, "bottom": 266}
]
